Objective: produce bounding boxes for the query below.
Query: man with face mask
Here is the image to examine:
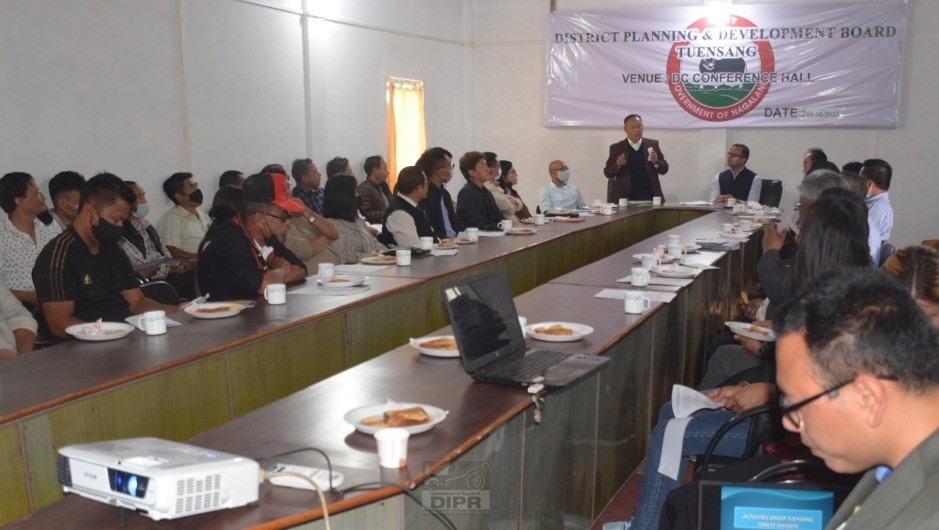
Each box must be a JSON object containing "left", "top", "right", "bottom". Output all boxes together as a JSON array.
[
  {"left": 158, "top": 172, "right": 211, "bottom": 261},
  {"left": 538, "top": 159, "right": 585, "bottom": 212},
  {"left": 197, "top": 173, "right": 307, "bottom": 301},
  {"left": 32, "top": 173, "right": 181, "bottom": 339},
  {"left": 48, "top": 171, "right": 86, "bottom": 229}
]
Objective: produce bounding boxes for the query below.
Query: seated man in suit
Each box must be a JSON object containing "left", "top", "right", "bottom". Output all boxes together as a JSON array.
[
  {"left": 418, "top": 147, "right": 465, "bottom": 239},
  {"left": 356, "top": 155, "right": 393, "bottom": 224},
  {"left": 33, "top": 173, "right": 181, "bottom": 339},
  {"left": 708, "top": 143, "right": 762, "bottom": 205},
  {"left": 456, "top": 151, "right": 503, "bottom": 231},
  {"left": 198, "top": 173, "right": 307, "bottom": 300},
  {"left": 603, "top": 114, "right": 669, "bottom": 202},
  {"left": 776, "top": 268, "right": 939, "bottom": 529},
  {"left": 380, "top": 166, "right": 437, "bottom": 248}
]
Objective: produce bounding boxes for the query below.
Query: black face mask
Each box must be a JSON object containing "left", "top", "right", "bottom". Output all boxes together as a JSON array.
[
  {"left": 92, "top": 217, "right": 125, "bottom": 246},
  {"left": 189, "top": 189, "right": 204, "bottom": 205}
]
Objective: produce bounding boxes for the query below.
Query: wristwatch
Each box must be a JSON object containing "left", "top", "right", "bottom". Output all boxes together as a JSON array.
[{"left": 308, "top": 214, "right": 316, "bottom": 224}]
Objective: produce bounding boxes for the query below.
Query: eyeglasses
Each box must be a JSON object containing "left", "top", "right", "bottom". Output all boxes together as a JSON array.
[
  {"left": 780, "top": 374, "right": 898, "bottom": 429},
  {"left": 263, "top": 212, "right": 291, "bottom": 223},
  {"left": 726, "top": 152, "right": 745, "bottom": 158},
  {"left": 437, "top": 163, "right": 455, "bottom": 171}
]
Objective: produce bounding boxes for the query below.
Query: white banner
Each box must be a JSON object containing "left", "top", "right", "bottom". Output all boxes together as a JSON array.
[{"left": 545, "top": 3, "right": 907, "bottom": 129}]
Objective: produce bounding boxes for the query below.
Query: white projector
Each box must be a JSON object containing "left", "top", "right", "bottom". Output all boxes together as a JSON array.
[{"left": 57, "top": 437, "right": 260, "bottom": 521}]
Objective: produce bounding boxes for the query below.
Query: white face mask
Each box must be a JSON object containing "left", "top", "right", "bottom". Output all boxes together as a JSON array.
[{"left": 556, "top": 170, "right": 571, "bottom": 183}]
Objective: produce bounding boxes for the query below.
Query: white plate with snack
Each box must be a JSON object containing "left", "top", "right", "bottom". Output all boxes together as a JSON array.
[
  {"left": 683, "top": 243, "right": 702, "bottom": 252},
  {"left": 506, "top": 227, "right": 536, "bottom": 235},
  {"left": 434, "top": 242, "right": 459, "bottom": 250},
  {"left": 525, "top": 322, "right": 594, "bottom": 342},
  {"left": 718, "top": 230, "right": 751, "bottom": 239},
  {"left": 409, "top": 335, "right": 459, "bottom": 358},
  {"left": 360, "top": 255, "right": 399, "bottom": 265},
  {"left": 452, "top": 237, "right": 476, "bottom": 245},
  {"left": 318, "top": 275, "right": 368, "bottom": 288},
  {"left": 725, "top": 321, "right": 777, "bottom": 342},
  {"left": 184, "top": 302, "right": 246, "bottom": 319},
  {"left": 633, "top": 253, "right": 677, "bottom": 264},
  {"left": 66, "top": 321, "right": 135, "bottom": 341},
  {"left": 651, "top": 265, "right": 698, "bottom": 278},
  {"left": 344, "top": 402, "right": 449, "bottom": 435}
]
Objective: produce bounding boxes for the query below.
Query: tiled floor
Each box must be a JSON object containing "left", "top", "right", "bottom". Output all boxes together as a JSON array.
[{"left": 590, "top": 468, "right": 643, "bottom": 530}]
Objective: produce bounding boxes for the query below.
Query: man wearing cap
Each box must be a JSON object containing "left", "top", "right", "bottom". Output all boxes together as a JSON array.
[{"left": 197, "top": 173, "right": 307, "bottom": 301}]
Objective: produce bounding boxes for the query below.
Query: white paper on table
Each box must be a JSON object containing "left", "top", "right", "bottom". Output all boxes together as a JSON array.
[
  {"left": 430, "top": 249, "right": 458, "bottom": 257},
  {"left": 677, "top": 261, "right": 720, "bottom": 271},
  {"left": 617, "top": 275, "right": 691, "bottom": 287},
  {"left": 125, "top": 316, "right": 183, "bottom": 331},
  {"left": 288, "top": 284, "right": 370, "bottom": 296},
  {"left": 477, "top": 231, "right": 505, "bottom": 238},
  {"left": 595, "top": 288, "right": 677, "bottom": 304},
  {"left": 679, "top": 200, "right": 710, "bottom": 206},
  {"left": 336, "top": 264, "right": 390, "bottom": 274},
  {"left": 658, "top": 385, "right": 726, "bottom": 480}
]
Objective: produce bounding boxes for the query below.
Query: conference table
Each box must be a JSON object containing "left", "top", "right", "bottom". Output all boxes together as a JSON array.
[{"left": 2, "top": 205, "right": 761, "bottom": 529}]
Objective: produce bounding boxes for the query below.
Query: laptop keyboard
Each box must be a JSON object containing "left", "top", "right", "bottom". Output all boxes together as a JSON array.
[{"left": 492, "top": 350, "right": 571, "bottom": 381}]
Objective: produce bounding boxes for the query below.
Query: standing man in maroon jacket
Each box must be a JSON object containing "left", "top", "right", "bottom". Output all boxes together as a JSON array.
[{"left": 603, "top": 114, "right": 669, "bottom": 202}]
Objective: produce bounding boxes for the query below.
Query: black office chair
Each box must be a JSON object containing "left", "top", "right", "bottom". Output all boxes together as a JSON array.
[
  {"left": 695, "top": 404, "right": 783, "bottom": 480},
  {"left": 139, "top": 280, "right": 181, "bottom": 305},
  {"left": 607, "top": 177, "right": 616, "bottom": 203},
  {"left": 878, "top": 242, "right": 896, "bottom": 268},
  {"left": 759, "top": 180, "right": 783, "bottom": 207}
]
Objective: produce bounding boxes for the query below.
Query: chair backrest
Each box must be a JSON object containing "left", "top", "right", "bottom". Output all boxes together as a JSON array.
[
  {"left": 759, "top": 179, "right": 783, "bottom": 207},
  {"left": 606, "top": 177, "right": 616, "bottom": 203},
  {"left": 140, "top": 280, "right": 180, "bottom": 305},
  {"left": 878, "top": 242, "right": 896, "bottom": 267},
  {"left": 695, "top": 404, "right": 783, "bottom": 480}
]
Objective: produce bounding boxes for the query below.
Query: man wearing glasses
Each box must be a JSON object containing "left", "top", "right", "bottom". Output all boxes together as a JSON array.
[
  {"left": 417, "top": 147, "right": 464, "bottom": 239},
  {"left": 707, "top": 143, "right": 762, "bottom": 206},
  {"left": 379, "top": 166, "right": 437, "bottom": 248},
  {"left": 776, "top": 268, "right": 939, "bottom": 529},
  {"left": 197, "top": 173, "right": 307, "bottom": 300}
]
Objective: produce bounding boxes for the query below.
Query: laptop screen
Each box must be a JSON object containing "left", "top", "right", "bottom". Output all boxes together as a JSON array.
[
  {"left": 442, "top": 271, "right": 527, "bottom": 372},
  {"left": 698, "top": 480, "right": 838, "bottom": 530}
]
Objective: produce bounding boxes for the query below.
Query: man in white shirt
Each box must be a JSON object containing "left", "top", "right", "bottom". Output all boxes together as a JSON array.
[
  {"left": 158, "top": 172, "right": 210, "bottom": 260},
  {"left": 538, "top": 160, "right": 585, "bottom": 211},
  {"left": 862, "top": 158, "right": 894, "bottom": 263},
  {"left": 708, "top": 144, "right": 762, "bottom": 205},
  {"left": 380, "top": 166, "right": 436, "bottom": 248}
]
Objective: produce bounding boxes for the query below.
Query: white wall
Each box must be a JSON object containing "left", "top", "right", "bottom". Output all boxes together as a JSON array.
[
  {"left": 472, "top": 0, "right": 938, "bottom": 249},
  {"left": 0, "top": 0, "right": 934, "bottom": 247}
]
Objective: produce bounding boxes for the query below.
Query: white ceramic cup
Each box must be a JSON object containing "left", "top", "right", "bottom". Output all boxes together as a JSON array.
[
  {"left": 619, "top": 198, "right": 629, "bottom": 208},
  {"left": 518, "top": 316, "right": 528, "bottom": 338},
  {"left": 317, "top": 262, "right": 334, "bottom": 280},
  {"left": 625, "top": 291, "right": 652, "bottom": 314},
  {"left": 396, "top": 249, "right": 412, "bottom": 266},
  {"left": 733, "top": 203, "right": 747, "bottom": 214},
  {"left": 631, "top": 267, "right": 650, "bottom": 287},
  {"left": 721, "top": 223, "right": 734, "bottom": 233},
  {"left": 136, "top": 310, "right": 167, "bottom": 336},
  {"left": 667, "top": 243, "right": 685, "bottom": 259},
  {"left": 725, "top": 197, "right": 736, "bottom": 207},
  {"left": 264, "top": 283, "right": 287, "bottom": 305},
  {"left": 533, "top": 214, "right": 545, "bottom": 226},
  {"left": 652, "top": 196, "right": 662, "bottom": 206},
  {"left": 638, "top": 253, "right": 661, "bottom": 269},
  {"left": 667, "top": 234, "right": 682, "bottom": 246},
  {"left": 420, "top": 236, "right": 434, "bottom": 250},
  {"left": 739, "top": 219, "right": 753, "bottom": 232},
  {"left": 601, "top": 205, "right": 613, "bottom": 215},
  {"left": 498, "top": 220, "right": 513, "bottom": 231},
  {"left": 374, "top": 428, "right": 410, "bottom": 468},
  {"left": 466, "top": 227, "right": 479, "bottom": 242}
]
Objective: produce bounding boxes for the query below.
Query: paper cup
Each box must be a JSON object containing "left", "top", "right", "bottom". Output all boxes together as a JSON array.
[
  {"left": 533, "top": 214, "right": 545, "bottom": 225},
  {"left": 652, "top": 196, "right": 662, "bottom": 206},
  {"left": 374, "top": 428, "right": 410, "bottom": 468},
  {"left": 396, "top": 249, "right": 412, "bottom": 266}
]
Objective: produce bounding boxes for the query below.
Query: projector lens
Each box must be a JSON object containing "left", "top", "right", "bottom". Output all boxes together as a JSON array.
[{"left": 108, "top": 469, "right": 149, "bottom": 498}]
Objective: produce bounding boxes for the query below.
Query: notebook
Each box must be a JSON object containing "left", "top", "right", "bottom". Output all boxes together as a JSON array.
[
  {"left": 698, "top": 480, "right": 844, "bottom": 530},
  {"left": 441, "top": 271, "right": 609, "bottom": 389}
]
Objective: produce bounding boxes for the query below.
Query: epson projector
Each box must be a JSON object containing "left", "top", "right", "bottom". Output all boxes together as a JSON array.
[{"left": 57, "top": 437, "right": 260, "bottom": 521}]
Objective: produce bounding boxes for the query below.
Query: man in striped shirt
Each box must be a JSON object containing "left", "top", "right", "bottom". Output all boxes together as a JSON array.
[{"left": 862, "top": 159, "right": 894, "bottom": 264}]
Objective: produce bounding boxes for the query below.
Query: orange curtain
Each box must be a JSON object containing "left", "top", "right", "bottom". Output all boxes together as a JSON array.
[{"left": 386, "top": 78, "right": 426, "bottom": 192}]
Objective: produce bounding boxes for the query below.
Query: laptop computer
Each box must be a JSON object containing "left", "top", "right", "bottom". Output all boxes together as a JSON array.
[
  {"left": 698, "top": 480, "right": 846, "bottom": 530},
  {"left": 441, "top": 271, "right": 609, "bottom": 389}
]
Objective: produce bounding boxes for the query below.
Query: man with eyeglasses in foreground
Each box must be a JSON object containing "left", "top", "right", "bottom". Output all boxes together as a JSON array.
[
  {"left": 775, "top": 268, "right": 939, "bottom": 529},
  {"left": 197, "top": 173, "right": 307, "bottom": 301},
  {"left": 708, "top": 143, "right": 761, "bottom": 206}
]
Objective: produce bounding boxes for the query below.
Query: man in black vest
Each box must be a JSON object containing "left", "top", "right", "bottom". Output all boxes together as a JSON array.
[
  {"left": 708, "top": 143, "right": 762, "bottom": 206},
  {"left": 380, "top": 166, "right": 438, "bottom": 248}
]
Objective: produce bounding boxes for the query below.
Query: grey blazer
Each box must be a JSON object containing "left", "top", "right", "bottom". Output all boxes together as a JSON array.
[{"left": 826, "top": 428, "right": 939, "bottom": 529}]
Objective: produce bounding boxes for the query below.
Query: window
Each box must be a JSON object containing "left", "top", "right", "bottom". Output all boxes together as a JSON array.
[{"left": 386, "top": 77, "right": 426, "bottom": 191}]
